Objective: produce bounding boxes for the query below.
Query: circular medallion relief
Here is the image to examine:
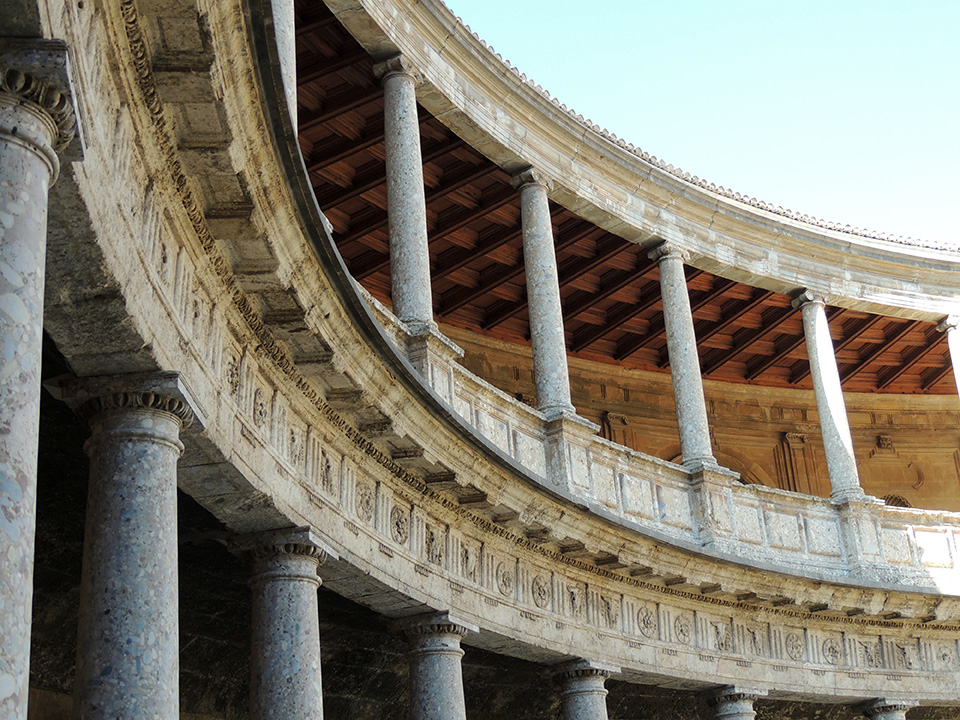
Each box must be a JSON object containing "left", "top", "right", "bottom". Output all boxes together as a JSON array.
[
  {"left": 636, "top": 604, "right": 658, "bottom": 638},
  {"left": 785, "top": 632, "right": 805, "bottom": 662},
  {"left": 531, "top": 574, "right": 551, "bottom": 608},
  {"left": 390, "top": 505, "right": 409, "bottom": 544},
  {"left": 496, "top": 562, "right": 515, "bottom": 596},
  {"left": 674, "top": 614, "right": 692, "bottom": 645},
  {"left": 822, "top": 638, "right": 842, "bottom": 665}
]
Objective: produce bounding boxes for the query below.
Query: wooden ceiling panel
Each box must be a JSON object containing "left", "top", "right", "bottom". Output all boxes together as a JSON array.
[{"left": 296, "top": 2, "right": 953, "bottom": 395}]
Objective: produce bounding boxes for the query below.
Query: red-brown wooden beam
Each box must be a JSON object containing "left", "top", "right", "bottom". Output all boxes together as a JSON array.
[
  {"left": 876, "top": 331, "right": 944, "bottom": 389},
  {"left": 480, "top": 222, "right": 607, "bottom": 330},
  {"left": 315, "top": 136, "right": 465, "bottom": 208},
  {"left": 789, "top": 312, "right": 884, "bottom": 384},
  {"left": 699, "top": 303, "right": 795, "bottom": 376},
  {"left": 921, "top": 359, "right": 955, "bottom": 390},
  {"left": 614, "top": 276, "right": 735, "bottom": 361},
  {"left": 570, "top": 277, "right": 663, "bottom": 353},
  {"left": 299, "top": 85, "right": 384, "bottom": 133},
  {"left": 297, "top": 48, "right": 369, "bottom": 87},
  {"left": 563, "top": 259, "right": 655, "bottom": 324},
  {"left": 839, "top": 320, "right": 921, "bottom": 384},
  {"left": 351, "top": 185, "right": 519, "bottom": 283},
  {"left": 295, "top": 14, "right": 339, "bottom": 37},
  {"left": 746, "top": 308, "right": 848, "bottom": 381}
]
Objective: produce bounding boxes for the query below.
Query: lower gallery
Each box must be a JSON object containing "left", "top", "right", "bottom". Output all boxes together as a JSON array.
[{"left": 1, "top": 0, "right": 959, "bottom": 718}]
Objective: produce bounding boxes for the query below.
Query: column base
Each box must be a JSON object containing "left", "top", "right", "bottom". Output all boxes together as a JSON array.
[
  {"left": 404, "top": 325, "right": 464, "bottom": 405},
  {"left": 688, "top": 464, "right": 739, "bottom": 550}
]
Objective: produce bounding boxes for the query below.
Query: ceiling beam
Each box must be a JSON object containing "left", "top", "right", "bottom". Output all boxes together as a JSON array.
[
  {"left": 745, "top": 308, "right": 848, "bottom": 381},
  {"left": 789, "top": 312, "right": 884, "bottom": 384},
  {"left": 480, "top": 221, "right": 605, "bottom": 330},
  {"left": 698, "top": 304, "right": 795, "bottom": 376},
  {"left": 876, "top": 330, "right": 944, "bottom": 389},
  {"left": 304, "top": 108, "right": 428, "bottom": 175},
  {"left": 839, "top": 320, "right": 921, "bottom": 384},
  {"left": 314, "top": 136, "right": 465, "bottom": 208},
  {"left": 563, "top": 258, "right": 656, "bottom": 324},
  {"left": 614, "top": 275, "right": 734, "bottom": 361},
  {"left": 921, "top": 358, "right": 955, "bottom": 390},
  {"left": 570, "top": 278, "right": 663, "bottom": 353},
  {"left": 299, "top": 85, "right": 384, "bottom": 133},
  {"left": 296, "top": 14, "right": 339, "bottom": 37},
  {"left": 351, "top": 185, "right": 518, "bottom": 282},
  {"left": 297, "top": 48, "right": 369, "bottom": 87}
]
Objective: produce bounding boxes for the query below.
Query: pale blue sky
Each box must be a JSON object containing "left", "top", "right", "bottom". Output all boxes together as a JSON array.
[{"left": 444, "top": 1, "right": 959, "bottom": 245}]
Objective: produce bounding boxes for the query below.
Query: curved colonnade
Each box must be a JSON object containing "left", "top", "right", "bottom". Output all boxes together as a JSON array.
[{"left": 0, "top": 0, "right": 959, "bottom": 717}]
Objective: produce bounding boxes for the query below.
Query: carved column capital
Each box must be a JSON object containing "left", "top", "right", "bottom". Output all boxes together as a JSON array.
[
  {"left": 0, "top": 38, "right": 83, "bottom": 158},
  {"left": 49, "top": 371, "right": 203, "bottom": 430},
  {"left": 863, "top": 699, "right": 918, "bottom": 720},
  {"left": 553, "top": 659, "right": 618, "bottom": 683},
  {"left": 648, "top": 241, "right": 689, "bottom": 264},
  {"left": 936, "top": 315, "right": 959, "bottom": 334},
  {"left": 373, "top": 52, "right": 421, "bottom": 83},
  {"left": 791, "top": 288, "right": 829, "bottom": 309},
  {"left": 511, "top": 165, "right": 552, "bottom": 192},
  {"left": 709, "top": 685, "right": 768, "bottom": 705},
  {"left": 399, "top": 611, "right": 477, "bottom": 642}
]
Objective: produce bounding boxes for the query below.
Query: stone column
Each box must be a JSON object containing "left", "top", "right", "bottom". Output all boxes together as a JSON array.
[
  {"left": 709, "top": 686, "right": 767, "bottom": 720},
  {"left": 248, "top": 528, "right": 330, "bottom": 720},
  {"left": 650, "top": 242, "right": 715, "bottom": 468},
  {"left": 555, "top": 660, "right": 619, "bottom": 720},
  {"left": 937, "top": 315, "right": 960, "bottom": 400},
  {"left": 373, "top": 54, "right": 434, "bottom": 332},
  {"left": 512, "top": 167, "right": 575, "bottom": 418},
  {"left": 0, "top": 40, "right": 78, "bottom": 720},
  {"left": 863, "top": 699, "right": 918, "bottom": 720},
  {"left": 792, "top": 290, "right": 864, "bottom": 502},
  {"left": 401, "top": 612, "right": 478, "bottom": 720},
  {"left": 73, "top": 385, "right": 195, "bottom": 719}
]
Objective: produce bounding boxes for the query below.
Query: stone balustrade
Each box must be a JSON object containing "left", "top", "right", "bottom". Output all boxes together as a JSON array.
[{"left": 364, "top": 290, "right": 960, "bottom": 592}]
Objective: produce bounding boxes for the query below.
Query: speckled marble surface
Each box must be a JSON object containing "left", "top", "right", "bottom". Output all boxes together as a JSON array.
[
  {"left": 555, "top": 661, "right": 614, "bottom": 720},
  {"left": 403, "top": 613, "right": 476, "bottom": 720},
  {"left": 375, "top": 55, "right": 433, "bottom": 331},
  {"left": 73, "top": 398, "right": 186, "bottom": 719},
  {"left": 794, "top": 291, "right": 863, "bottom": 500},
  {"left": 0, "top": 86, "right": 60, "bottom": 720},
  {"left": 249, "top": 536, "right": 324, "bottom": 720},
  {"left": 650, "top": 242, "right": 715, "bottom": 468},
  {"left": 513, "top": 169, "right": 575, "bottom": 417}
]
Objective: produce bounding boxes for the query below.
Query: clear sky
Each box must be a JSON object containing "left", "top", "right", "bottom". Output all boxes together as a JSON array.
[{"left": 443, "top": 0, "right": 959, "bottom": 246}]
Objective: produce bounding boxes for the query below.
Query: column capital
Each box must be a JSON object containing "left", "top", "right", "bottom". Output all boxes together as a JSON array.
[
  {"left": 863, "top": 699, "right": 919, "bottom": 719},
  {"left": 373, "top": 52, "right": 421, "bottom": 83},
  {"left": 398, "top": 611, "right": 478, "bottom": 641},
  {"left": 0, "top": 37, "right": 82, "bottom": 157},
  {"left": 553, "top": 659, "right": 619, "bottom": 683},
  {"left": 648, "top": 241, "right": 689, "bottom": 264},
  {"left": 791, "top": 288, "right": 829, "bottom": 309},
  {"left": 511, "top": 165, "right": 553, "bottom": 192},
  {"left": 936, "top": 315, "right": 959, "bottom": 333},
  {"left": 47, "top": 370, "right": 204, "bottom": 429},
  {"left": 709, "top": 685, "right": 768, "bottom": 704},
  {"left": 245, "top": 527, "right": 335, "bottom": 564}
]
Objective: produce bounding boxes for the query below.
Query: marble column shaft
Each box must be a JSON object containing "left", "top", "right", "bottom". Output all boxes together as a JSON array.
[
  {"left": 937, "top": 316, "right": 960, "bottom": 400},
  {"left": 555, "top": 661, "right": 616, "bottom": 720},
  {"left": 512, "top": 167, "right": 575, "bottom": 417},
  {"left": 403, "top": 613, "right": 476, "bottom": 720},
  {"left": 249, "top": 532, "right": 326, "bottom": 720},
  {"left": 793, "top": 291, "right": 863, "bottom": 501},
  {"left": 710, "top": 687, "right": 766, "bottom": 720},
  {"left": 374, "top": 54, "right": 433, "bottom": 331},
  {"left": 0, "top": 50, "right": 76, "bottom": 720},
  {"left": 74, "top": 392, "right": 192, "bottom": 720},
  {"left": 650, "top": 242, "right": 715, "bottom": 467}
]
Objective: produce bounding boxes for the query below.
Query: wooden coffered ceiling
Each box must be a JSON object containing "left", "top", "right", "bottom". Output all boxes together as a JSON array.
[{"left": 295, "top": 2, "right": 954, "bottom": 395}]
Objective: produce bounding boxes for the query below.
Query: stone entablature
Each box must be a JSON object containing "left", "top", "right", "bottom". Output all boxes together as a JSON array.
[
  {"left": 364, "top": 290, "right": 960, "bottom": 592},
  {"left": 34, "top": 0, "right": 960, "bottom": 707},
  {"left": 325, "top": 0, "right": 960, "bottom": 322}
]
